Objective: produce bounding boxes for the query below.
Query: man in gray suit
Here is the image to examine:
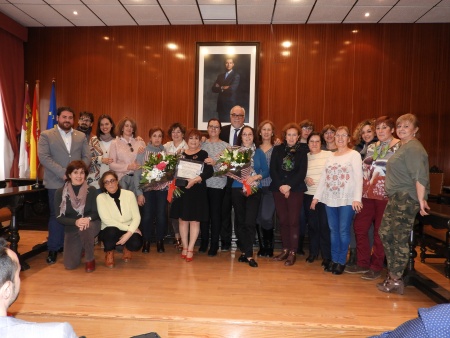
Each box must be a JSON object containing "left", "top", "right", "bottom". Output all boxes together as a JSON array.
[
  {"left": 38, "top": 107, "right": 90, "bottom": 264},
  {"left": 0, "top": 238, "right": 78, "bottom": 337}
]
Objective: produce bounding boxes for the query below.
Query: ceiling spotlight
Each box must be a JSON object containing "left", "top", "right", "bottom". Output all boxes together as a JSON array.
[
  {"left": 365, "top": 12, "right": 370, "bottom": 17},
  {"left": 73, "top": 11, "right": 78, "bottom": 15}
]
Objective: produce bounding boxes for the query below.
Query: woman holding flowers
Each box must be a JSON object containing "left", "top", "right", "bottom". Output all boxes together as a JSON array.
[
  {"left": 230, "top": 126, "right": 269, "bottom": 268},
  {"left": 270, "top": 123, "right": 308, "bottom": 267},
  {"left": 170, "top": 129, "right": 214, "bottom": 262},
  {"left": 134, "top": 127, "right": 169, "bottom": 254},
  {"left": 200, "top": 119, "right": 230, "bottom": 256},
  {"left": 164, "top": 122, "right": 188, "bottom": 250}
]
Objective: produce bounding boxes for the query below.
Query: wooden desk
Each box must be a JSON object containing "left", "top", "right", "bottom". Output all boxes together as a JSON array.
[
  {"left": 406, "top": 202, "right": 450, "bottom": 303},
  {"left": 0, "top": 185, "right": 47, "bottom": 270}
]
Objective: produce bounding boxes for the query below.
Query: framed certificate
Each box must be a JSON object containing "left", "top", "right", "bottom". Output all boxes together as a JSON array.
[{"left": 175, "top": 158, "right": 204, "bottom": 180}]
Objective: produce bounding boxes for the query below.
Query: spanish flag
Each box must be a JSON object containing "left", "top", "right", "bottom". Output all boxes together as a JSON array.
[{"left": 30, "top": 81, "right": 40, "bottom": 179}]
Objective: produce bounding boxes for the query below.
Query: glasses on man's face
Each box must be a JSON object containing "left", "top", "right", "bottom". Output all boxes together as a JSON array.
[
  {"left": 79, "top": 118, "right": 91, "bottom": 123},
  {"left": 103, "top": 178, "right": 117, "bottom": 185},
  {"left": 335, "top": 134, "right": 348, "bottom": 139},
  {"left": 128, "top": 143, "right": 134, "bottom": 152},
  {"left": 230, "top": 114, "right": 244, "bottom": 118},
  {"left": 208, "top": 125, "right": 220, "bottom": 130}
]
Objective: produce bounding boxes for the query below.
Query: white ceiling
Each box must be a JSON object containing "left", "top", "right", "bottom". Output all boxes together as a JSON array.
[{"left": 1, "top": 0, "right": 449, "bottom": 27}]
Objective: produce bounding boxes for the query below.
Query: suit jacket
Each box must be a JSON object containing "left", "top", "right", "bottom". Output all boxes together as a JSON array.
[
  {"left": 0, "top": 316, "right": 77, "bottom": 338},
  {"left": 211, "top": 70, "right": 240, "bottom": 117},
  {"left": 219, "top": 124, "right": 244, "bottom": 146},
  {"left": 38, "top": 127, "right": 90, "bottom": 189}
]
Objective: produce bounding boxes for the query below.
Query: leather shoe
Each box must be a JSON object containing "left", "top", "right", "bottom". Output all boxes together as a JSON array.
[
  {"left": 273, "top": 249, "right": 289, "bottom": 261},
  {"left": 321, "top": 258, "right": 331, "bottom": 268},
  {"left": 324, "top": 261, "right": 336, "bottom": 272},
  {"left": 142, "top": 241, "right": 150, "bottom": 253},
  {"left": 238, "top": 254, "right": 248, "bottom": 263},
  {"left": 332, "top": 263, "right": 346, "bottom": 275},
  {"left": 221, "top": 244, "right": 231, "bottom": 252},
  {"left": 85, "top": 260, "right": 96, "bottom": 273},
  {"left": 248, "top": 258, "right": 258, "bottom": 268},
  {"left": 156, "top": 240, "right": 165, "bottom": 253},
  {"left": 306, "top": 254, "right": 318, "bottom": 263},
  {"left": 284, "top": 251, "right": 296, "bottom": 266},
  {"left": 46, "top": 251, "right": 57, "bottom": 264},
  {"left": 208, "top": 248, "right": 218, "bottom": 257}
]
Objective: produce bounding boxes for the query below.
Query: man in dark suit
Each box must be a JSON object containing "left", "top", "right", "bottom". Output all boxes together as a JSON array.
[
  {"left": 38, "top": 107, "right": 90, "bottom": 264},
  {"left": 212, "top": 58, "right": 240, "bottom": 122},
  {"left": 219, "top": 105, "right": 246, "bottom": 251},
  {"left": 0, "top": 238, "right": 78, "bottom": 337}
]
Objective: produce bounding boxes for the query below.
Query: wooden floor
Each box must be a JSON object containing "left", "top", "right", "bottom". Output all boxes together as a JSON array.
[{"left": 9, "top": 230, "right": 450, "bottom": 338}]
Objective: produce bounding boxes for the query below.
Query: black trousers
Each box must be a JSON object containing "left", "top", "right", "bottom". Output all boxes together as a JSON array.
[
  {"left": 101, "top": 227, "right": 143, "bottom": 252},
  {"left": 231, "top": 188, "right": 262, "bottom": 257},
  {"left": 303, "top": 194, "right": 331, "bottom": 259},
  {"left": 200, "top": 187, "right": 225, "bottom": 250}
]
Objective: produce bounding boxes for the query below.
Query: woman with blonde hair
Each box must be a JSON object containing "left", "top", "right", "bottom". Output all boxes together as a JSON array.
[{"left": 377, "top": 114, "right": 429, "bottom": 294}]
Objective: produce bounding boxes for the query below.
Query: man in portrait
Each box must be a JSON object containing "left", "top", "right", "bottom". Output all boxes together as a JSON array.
[{"left": 211, "top": 58, "right": 241, "bottom": 122}]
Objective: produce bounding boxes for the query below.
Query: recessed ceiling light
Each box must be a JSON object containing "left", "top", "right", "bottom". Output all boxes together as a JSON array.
[
  {"left": 365, "top": 12, "right": 370, "bottom": 17},
  {"left": 73, "top": 11, "right": 78, "bottom": 15}
]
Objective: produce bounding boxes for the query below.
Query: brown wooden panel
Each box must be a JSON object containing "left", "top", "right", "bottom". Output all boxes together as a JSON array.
[
  {"left": 22, "top": 24, "right": 450, "bottom": 178},
  {"left": 323, "top": 25, "right": 357, "bottom": 129}
]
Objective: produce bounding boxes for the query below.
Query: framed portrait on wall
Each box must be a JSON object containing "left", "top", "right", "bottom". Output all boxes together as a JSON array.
[{"left": 195, "top": 42, "right": 259, "bottom": 130}]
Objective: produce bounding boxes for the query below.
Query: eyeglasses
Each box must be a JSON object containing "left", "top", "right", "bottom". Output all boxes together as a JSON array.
[
  {"left": 324, "top": 131, "right": 335, "bottom": 135},
  {"left": 335, "top": 134, "right": 349, "bottom": 138},
  {"left": 103, "top": 178, "right": 117, "bottom": 185},
  {"left": 302, "top": 126, "right": 313, "bottom": 131},
  {"left": 79, "top": 118, "right": 91, "bottom": 122},
  {"left": 230, "top": 114, "right": 244, "bottom": 118},
  {"left": 241, "top": 133, "right": 253, "bottom": 137},
  {"left": 128, "top": 143, "right": 134, "bottom": 152},
  {"left": 208, "top": 125, "right": 220, "bottom": 130}
]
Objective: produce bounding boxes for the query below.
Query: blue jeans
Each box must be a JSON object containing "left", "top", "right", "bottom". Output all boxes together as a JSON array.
[
  {"left": 325, "top": 205, "right": 355, "bottom": 265},
  {"left": 140, "top": 190, "right": 168, "bottom": 241},
  {"left": 47, "top": 189, "right": 65, "bottom": 251}
]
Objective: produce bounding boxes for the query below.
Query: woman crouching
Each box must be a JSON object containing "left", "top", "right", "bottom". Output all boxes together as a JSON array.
[
  {"left": 55, "top": 160, "right": 101, "bottom": 272},
  {"left": 97, "top": 171, "right": 143, "bottom": 268}
]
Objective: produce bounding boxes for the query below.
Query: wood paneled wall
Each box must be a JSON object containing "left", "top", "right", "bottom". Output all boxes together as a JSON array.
[{"left": 24, "top": 24, "right": 450, "bottom": 185}]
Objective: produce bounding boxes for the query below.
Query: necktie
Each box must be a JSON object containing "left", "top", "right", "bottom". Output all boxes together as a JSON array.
[
  {"left": 225, "top": 72, "right": 229, "bottom": 79},
  {"left": 233, "top": 128, "right": 239, "bottom": 146}
]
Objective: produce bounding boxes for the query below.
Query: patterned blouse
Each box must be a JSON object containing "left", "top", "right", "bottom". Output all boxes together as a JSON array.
[{"left": 362, "top": 140, "right": 401, "bottom": 200}]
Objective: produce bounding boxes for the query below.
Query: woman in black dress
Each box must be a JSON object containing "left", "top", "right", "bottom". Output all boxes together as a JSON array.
[{"left": 170, "top": 129, "right": 213, "bottom": 262}]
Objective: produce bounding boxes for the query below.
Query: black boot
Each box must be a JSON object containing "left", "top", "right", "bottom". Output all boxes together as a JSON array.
[
  {"left": 142, "top": 241, "right": 150, "bottom": 253},
  {"left": 256, "top": 225, "right": 266, "bottom": 257},
  {"left": 346, "top": 248, "right": 357, "bottom": 267},
  {"left": 297, "top": 235, "right": 305, "bottom": 256},
  {"left": 156, "top": 240, "right": 165, "bottom": 253},
  {"left": 46, "top": 251, "right": 57, "bottom": 264},
  {"left": 261, "top": 228, "right": 274, "bottom": 257}
]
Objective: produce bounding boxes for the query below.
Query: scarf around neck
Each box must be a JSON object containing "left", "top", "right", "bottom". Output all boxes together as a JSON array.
[
  {"left": 108, "top": 187, "right": 122, "bottom": 215},
  {"left": 58, "top": 182, "right": 88, "bottom": 218},
  {"left": 282, "top": 140, "right": 301, "bottom": 171},
  {"left": 100, "top": 133, "right": 113, "bottom": 142}
]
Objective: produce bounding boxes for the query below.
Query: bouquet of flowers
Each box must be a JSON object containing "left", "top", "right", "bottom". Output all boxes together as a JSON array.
[
  {"left": 139, "top": 152, "right": 183, "bottom": 199},
  {"left": 214, "top": 146, "right": 259, "bottom": 196}
]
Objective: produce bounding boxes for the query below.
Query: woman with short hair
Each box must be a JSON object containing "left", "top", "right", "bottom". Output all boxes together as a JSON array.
[{"left": 97, "top": 171, "right": 143, "bottom": 268}]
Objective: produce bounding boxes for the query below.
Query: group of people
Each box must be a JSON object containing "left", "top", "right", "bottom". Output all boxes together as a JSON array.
[{"left": 36, "top": 105, "right": 430, "bottom": 295}]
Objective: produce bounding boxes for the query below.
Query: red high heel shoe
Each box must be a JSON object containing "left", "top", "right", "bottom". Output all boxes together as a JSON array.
[
  {"left": 186, "top": 250, "right": 194, "bottom": 262},
  {"left": 181, "top": 248, "right": 187, "bottom": 259}
]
